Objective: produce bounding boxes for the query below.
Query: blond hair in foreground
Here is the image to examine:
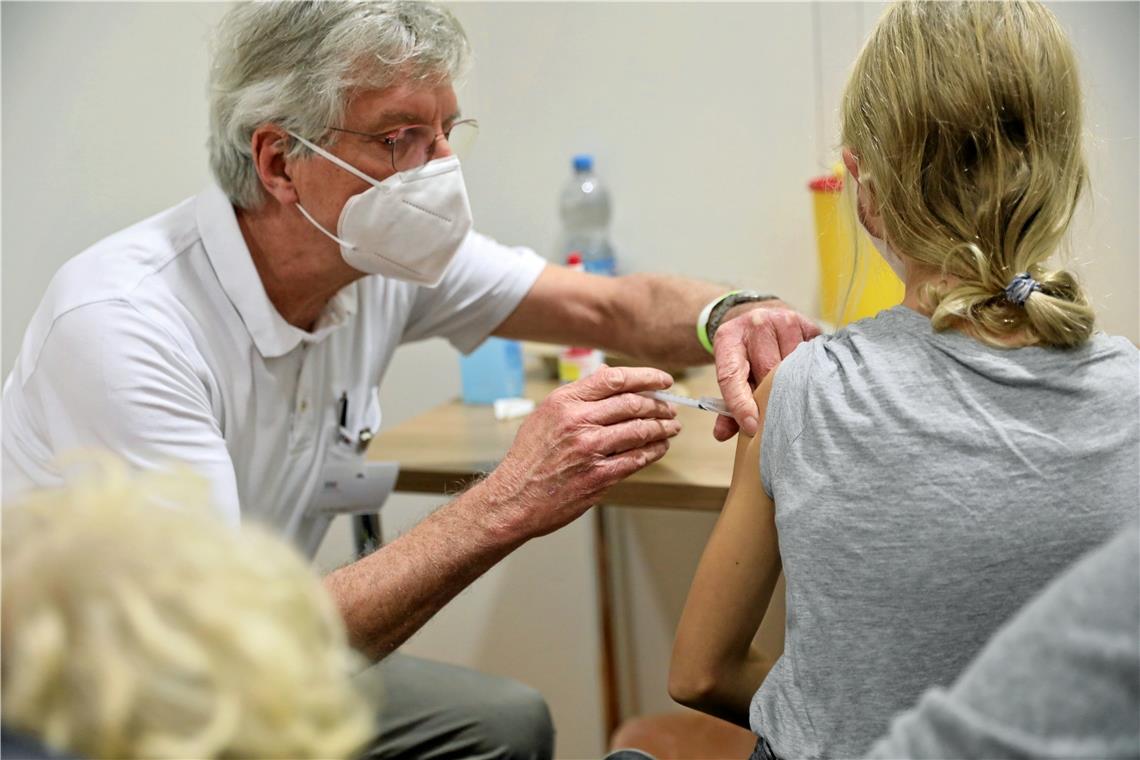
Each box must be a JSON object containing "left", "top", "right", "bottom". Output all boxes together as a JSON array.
[
  {"left": 842, "top": 0, "right": 1095, "bottom": 348},
  {"left": 1, "top": 459, "right": 374, "bottom": 759}
]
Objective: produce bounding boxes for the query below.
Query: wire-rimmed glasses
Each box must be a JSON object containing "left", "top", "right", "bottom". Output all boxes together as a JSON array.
[{"left": 326, "top": 118, "right": 479, "bottom": 173}]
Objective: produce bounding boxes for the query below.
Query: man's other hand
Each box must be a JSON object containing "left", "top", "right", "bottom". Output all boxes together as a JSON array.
[
  {"left": 713, "top": 304, "right": 821, "bottom": 441},
  {"left": 481, "top": 366, "right": 681, "bottom": 541}
]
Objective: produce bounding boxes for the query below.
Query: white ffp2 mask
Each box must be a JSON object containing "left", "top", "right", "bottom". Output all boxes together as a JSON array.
[
  {"left": 866, "top": 231, "right": 906, "bottom": 282},
  {"left": 289, "top": 132, "right": 473, "bottom": 286}
]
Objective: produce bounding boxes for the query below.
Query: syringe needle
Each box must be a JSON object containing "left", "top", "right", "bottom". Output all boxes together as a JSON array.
[{"left": 640, "top": 390, "right": 733, "bottom": 417}]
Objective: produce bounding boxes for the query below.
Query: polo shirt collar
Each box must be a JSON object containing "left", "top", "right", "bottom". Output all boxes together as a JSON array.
[{"left": 196, "top": 184, "right": 358, "bottom": 358}]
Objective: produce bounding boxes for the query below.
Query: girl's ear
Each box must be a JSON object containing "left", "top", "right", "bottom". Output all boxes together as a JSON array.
[
  {"left": 842, "top": 147, "right": 861, "bottom": 181},
  {"left": 844, "top": 147, "right": 885, "bottom": 239}
]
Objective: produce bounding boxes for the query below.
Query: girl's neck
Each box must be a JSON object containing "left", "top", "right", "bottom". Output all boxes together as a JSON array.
[{"left": 899, "top": 261, "right": 946, "bottom": 317}]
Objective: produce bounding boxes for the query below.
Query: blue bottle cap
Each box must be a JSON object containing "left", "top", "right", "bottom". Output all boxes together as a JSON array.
[{"left": 572, "top": 154, "right": 593, "bottom": 172}]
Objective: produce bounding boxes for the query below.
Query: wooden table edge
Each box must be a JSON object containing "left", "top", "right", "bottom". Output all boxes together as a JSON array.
[{"left": 391, "top": 468, "right": 727, "bottom": 512}]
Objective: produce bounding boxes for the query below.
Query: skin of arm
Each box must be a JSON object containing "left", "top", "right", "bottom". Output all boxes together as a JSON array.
[
  {"left": 323, "top": 478, "right": 525, "bottom": 661},
  {"left": 668, "top": 371, "right": 784, "bottom": 727},
  {"left": 493, "top": 265, "right": 819, "bottom": 440},
  {"left": 493, "top": 265, "right": 803, "bottom": 368},
  {"left": 324, "top": 365, "right": 681, "bottom": 661},
  {"left": 325, "top": 268, "right": 808, "bottom": 658}
]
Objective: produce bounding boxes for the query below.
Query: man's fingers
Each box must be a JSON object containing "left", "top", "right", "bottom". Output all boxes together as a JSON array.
[
  {"left": 798, "top": 314, "right": 824, "bottom": 341},
  {"left": 584, "top": 392, "right": 676, "bottom": 426},
  {"left": 714, "top": 327, "right": 760, "bottom": 436},
  {"left": 746, "top": 316, "right": 782, "bottom": 383},
  {"left": 595, "top": 439, "right": 671, "bottom": 483},
  {"left": 595, "top": 417, "right": 682, "bottom": 456},
  {"left": 565, "top": 365, "right": 673, "bottom": 402},
  {"left": 773, "top": 311, "right": 806, "bottom": 359}
]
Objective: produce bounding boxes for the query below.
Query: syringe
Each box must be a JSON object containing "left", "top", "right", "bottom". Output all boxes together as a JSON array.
[{"left": 640, "top": 389, "right": 733, "bottom": 417}]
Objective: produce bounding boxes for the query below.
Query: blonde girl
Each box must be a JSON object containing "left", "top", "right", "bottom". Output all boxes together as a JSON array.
[{"left": 669, "top": 2, "right": 1140, "bottom": 758}]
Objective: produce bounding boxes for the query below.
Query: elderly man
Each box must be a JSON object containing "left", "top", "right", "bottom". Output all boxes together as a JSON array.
[{"left": 2, "top": 2, "right": 818, "bottom": 758}]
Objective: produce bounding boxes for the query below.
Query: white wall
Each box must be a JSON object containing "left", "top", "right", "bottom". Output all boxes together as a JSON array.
[
  {"left": 3, "top": 3, "right": 1137, "bottom": 758},
  {"left": 1, "top": 2, "right": 232, "bottom": 368},
  {"left": 1049, "top": 1, "right": 1140, "bottom": 330}
]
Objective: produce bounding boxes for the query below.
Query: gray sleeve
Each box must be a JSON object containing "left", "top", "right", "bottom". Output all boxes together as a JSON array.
[
  {"left": 759, "top": 340, "right": 816, "bottom": 499},
  {"left": 402, "top": 230, "right": 546, "bottom": 354},
  {"left": 865, "top": 524, "right": 1140, "bottom": 760}
]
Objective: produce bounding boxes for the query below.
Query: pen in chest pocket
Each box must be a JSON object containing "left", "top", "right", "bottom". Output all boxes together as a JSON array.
[{"left": 336, "top": 391, "right": 375, "bottom": 448}]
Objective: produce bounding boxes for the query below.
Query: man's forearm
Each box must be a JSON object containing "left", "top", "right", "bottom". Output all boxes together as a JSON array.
[
  {"left": 323, "top": 480, "right": 524, "bottom": 661},
  {"left": 607, "top": 273, "right": 729, "bottom": 365},
  {"left": 494, "top": 267, "right": 783, "bottom": 371}
]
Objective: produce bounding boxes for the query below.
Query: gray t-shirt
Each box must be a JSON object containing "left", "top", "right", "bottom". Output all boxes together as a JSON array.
[
  {"left": 865, "top": 522, "right": 1140, "bottom": 759},
  {"left": 751, "top": 306, "right": 1140, "bottom": 759}
]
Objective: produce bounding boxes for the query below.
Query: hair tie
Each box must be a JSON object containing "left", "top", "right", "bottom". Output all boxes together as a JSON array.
[{"left": 1004, "top": 272, "right": 1041, "bottom": 306}]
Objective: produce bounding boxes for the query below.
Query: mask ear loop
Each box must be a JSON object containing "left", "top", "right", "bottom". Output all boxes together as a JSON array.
[
  {"left": 287, "top": 131, "right": 385, "bottom": 252},
  {"left": 294, "top": 202, "right": 357, "bottom": 251},
  {"left": 287, "top": 131, "right": 388, "bottom": 188},
  {"left": 840, "top": 170, "right": 866, "bottom": 325}
]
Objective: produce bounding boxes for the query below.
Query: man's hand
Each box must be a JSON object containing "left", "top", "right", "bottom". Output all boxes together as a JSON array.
[
  {"left": 480, "top": 366, "right": 681, "bottom": 540},
  {"left": 713, "top": 304, "right": 821, "bottom": 441}
]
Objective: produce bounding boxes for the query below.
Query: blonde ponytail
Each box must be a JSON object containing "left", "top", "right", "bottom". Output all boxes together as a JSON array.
[
  {"left": 929, "top": 266, "right": 1095, "bottom": 349},
  {"left": 841, "top": 0, "right": 1096, "bottom": 348}
]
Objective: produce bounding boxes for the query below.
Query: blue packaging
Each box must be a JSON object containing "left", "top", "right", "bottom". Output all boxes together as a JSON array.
[{"left": 460, "top": 338, "right": 525, "bottom": 404}]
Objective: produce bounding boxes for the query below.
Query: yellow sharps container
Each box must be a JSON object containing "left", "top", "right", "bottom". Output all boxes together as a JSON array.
[{"left": 808, "top": 169, "right": 904, "bottom": 328}]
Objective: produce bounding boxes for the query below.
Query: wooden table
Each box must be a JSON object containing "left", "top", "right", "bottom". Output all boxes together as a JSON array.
[{"left": 367, "top": 367, "right": 734, "bottom": 739}]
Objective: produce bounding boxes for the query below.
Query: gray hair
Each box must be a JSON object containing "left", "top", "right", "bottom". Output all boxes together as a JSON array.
[{"left": 207, "top": 0, "right": 471, "bottom": 209}]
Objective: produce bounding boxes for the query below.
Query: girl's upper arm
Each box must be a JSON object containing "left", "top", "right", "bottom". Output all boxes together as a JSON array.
[{"left": 673, "top": 369, "right": 784, "bottom": 667}]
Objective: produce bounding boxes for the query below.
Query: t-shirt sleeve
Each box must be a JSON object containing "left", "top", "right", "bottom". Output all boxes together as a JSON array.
[
  {"left": 403, "top": 230, "right": 547, "bottom": 354},
  {"left": 759, "top": 339, "right": 816, "bottom": 499},
  {"left": 2, "top": 300, "right": 241, "bottom": 525},
  {"left": 863, "top": 524, "right": 1140, "bottom": 759}
]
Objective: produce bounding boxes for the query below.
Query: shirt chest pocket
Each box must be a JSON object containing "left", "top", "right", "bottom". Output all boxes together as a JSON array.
[{"left": 334, "top": 385, "right": 382, "bottom": 458}]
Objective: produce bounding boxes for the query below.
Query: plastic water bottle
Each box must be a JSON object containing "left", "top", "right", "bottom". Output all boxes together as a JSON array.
[
  {"left": 459, "top": 337, "right": 525, "bottom": 404},
  {"left": 559, "top": 154, "right": 616, "bottom": 276}
]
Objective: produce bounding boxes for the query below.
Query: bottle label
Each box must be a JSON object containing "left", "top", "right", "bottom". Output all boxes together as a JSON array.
[{"left": 582, "top": 257, "right": 616, "bottom": 276}]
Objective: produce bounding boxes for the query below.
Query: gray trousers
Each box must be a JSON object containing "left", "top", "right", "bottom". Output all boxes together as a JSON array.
[{"left": 356, "top": 653, "right": 555, "bottom": 760}]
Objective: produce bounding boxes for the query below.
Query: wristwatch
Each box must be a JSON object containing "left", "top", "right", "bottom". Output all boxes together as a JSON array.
[{"left": 697, "top": 290, "right": 780, "bottom": 354}]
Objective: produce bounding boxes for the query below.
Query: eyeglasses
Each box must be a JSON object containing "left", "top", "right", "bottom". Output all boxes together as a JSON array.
[{"left": 325, "top": 118, "right": 479, "bottom": 173}]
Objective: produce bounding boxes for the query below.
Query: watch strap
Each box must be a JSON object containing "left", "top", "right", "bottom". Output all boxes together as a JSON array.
[{"left": 698, "top": 290, "right": 780, "bottom": 353}]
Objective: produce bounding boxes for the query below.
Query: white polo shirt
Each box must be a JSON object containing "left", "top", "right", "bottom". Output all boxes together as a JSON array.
[{"left": 2, "top": 183, "right": 546, "bottom": 546}]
